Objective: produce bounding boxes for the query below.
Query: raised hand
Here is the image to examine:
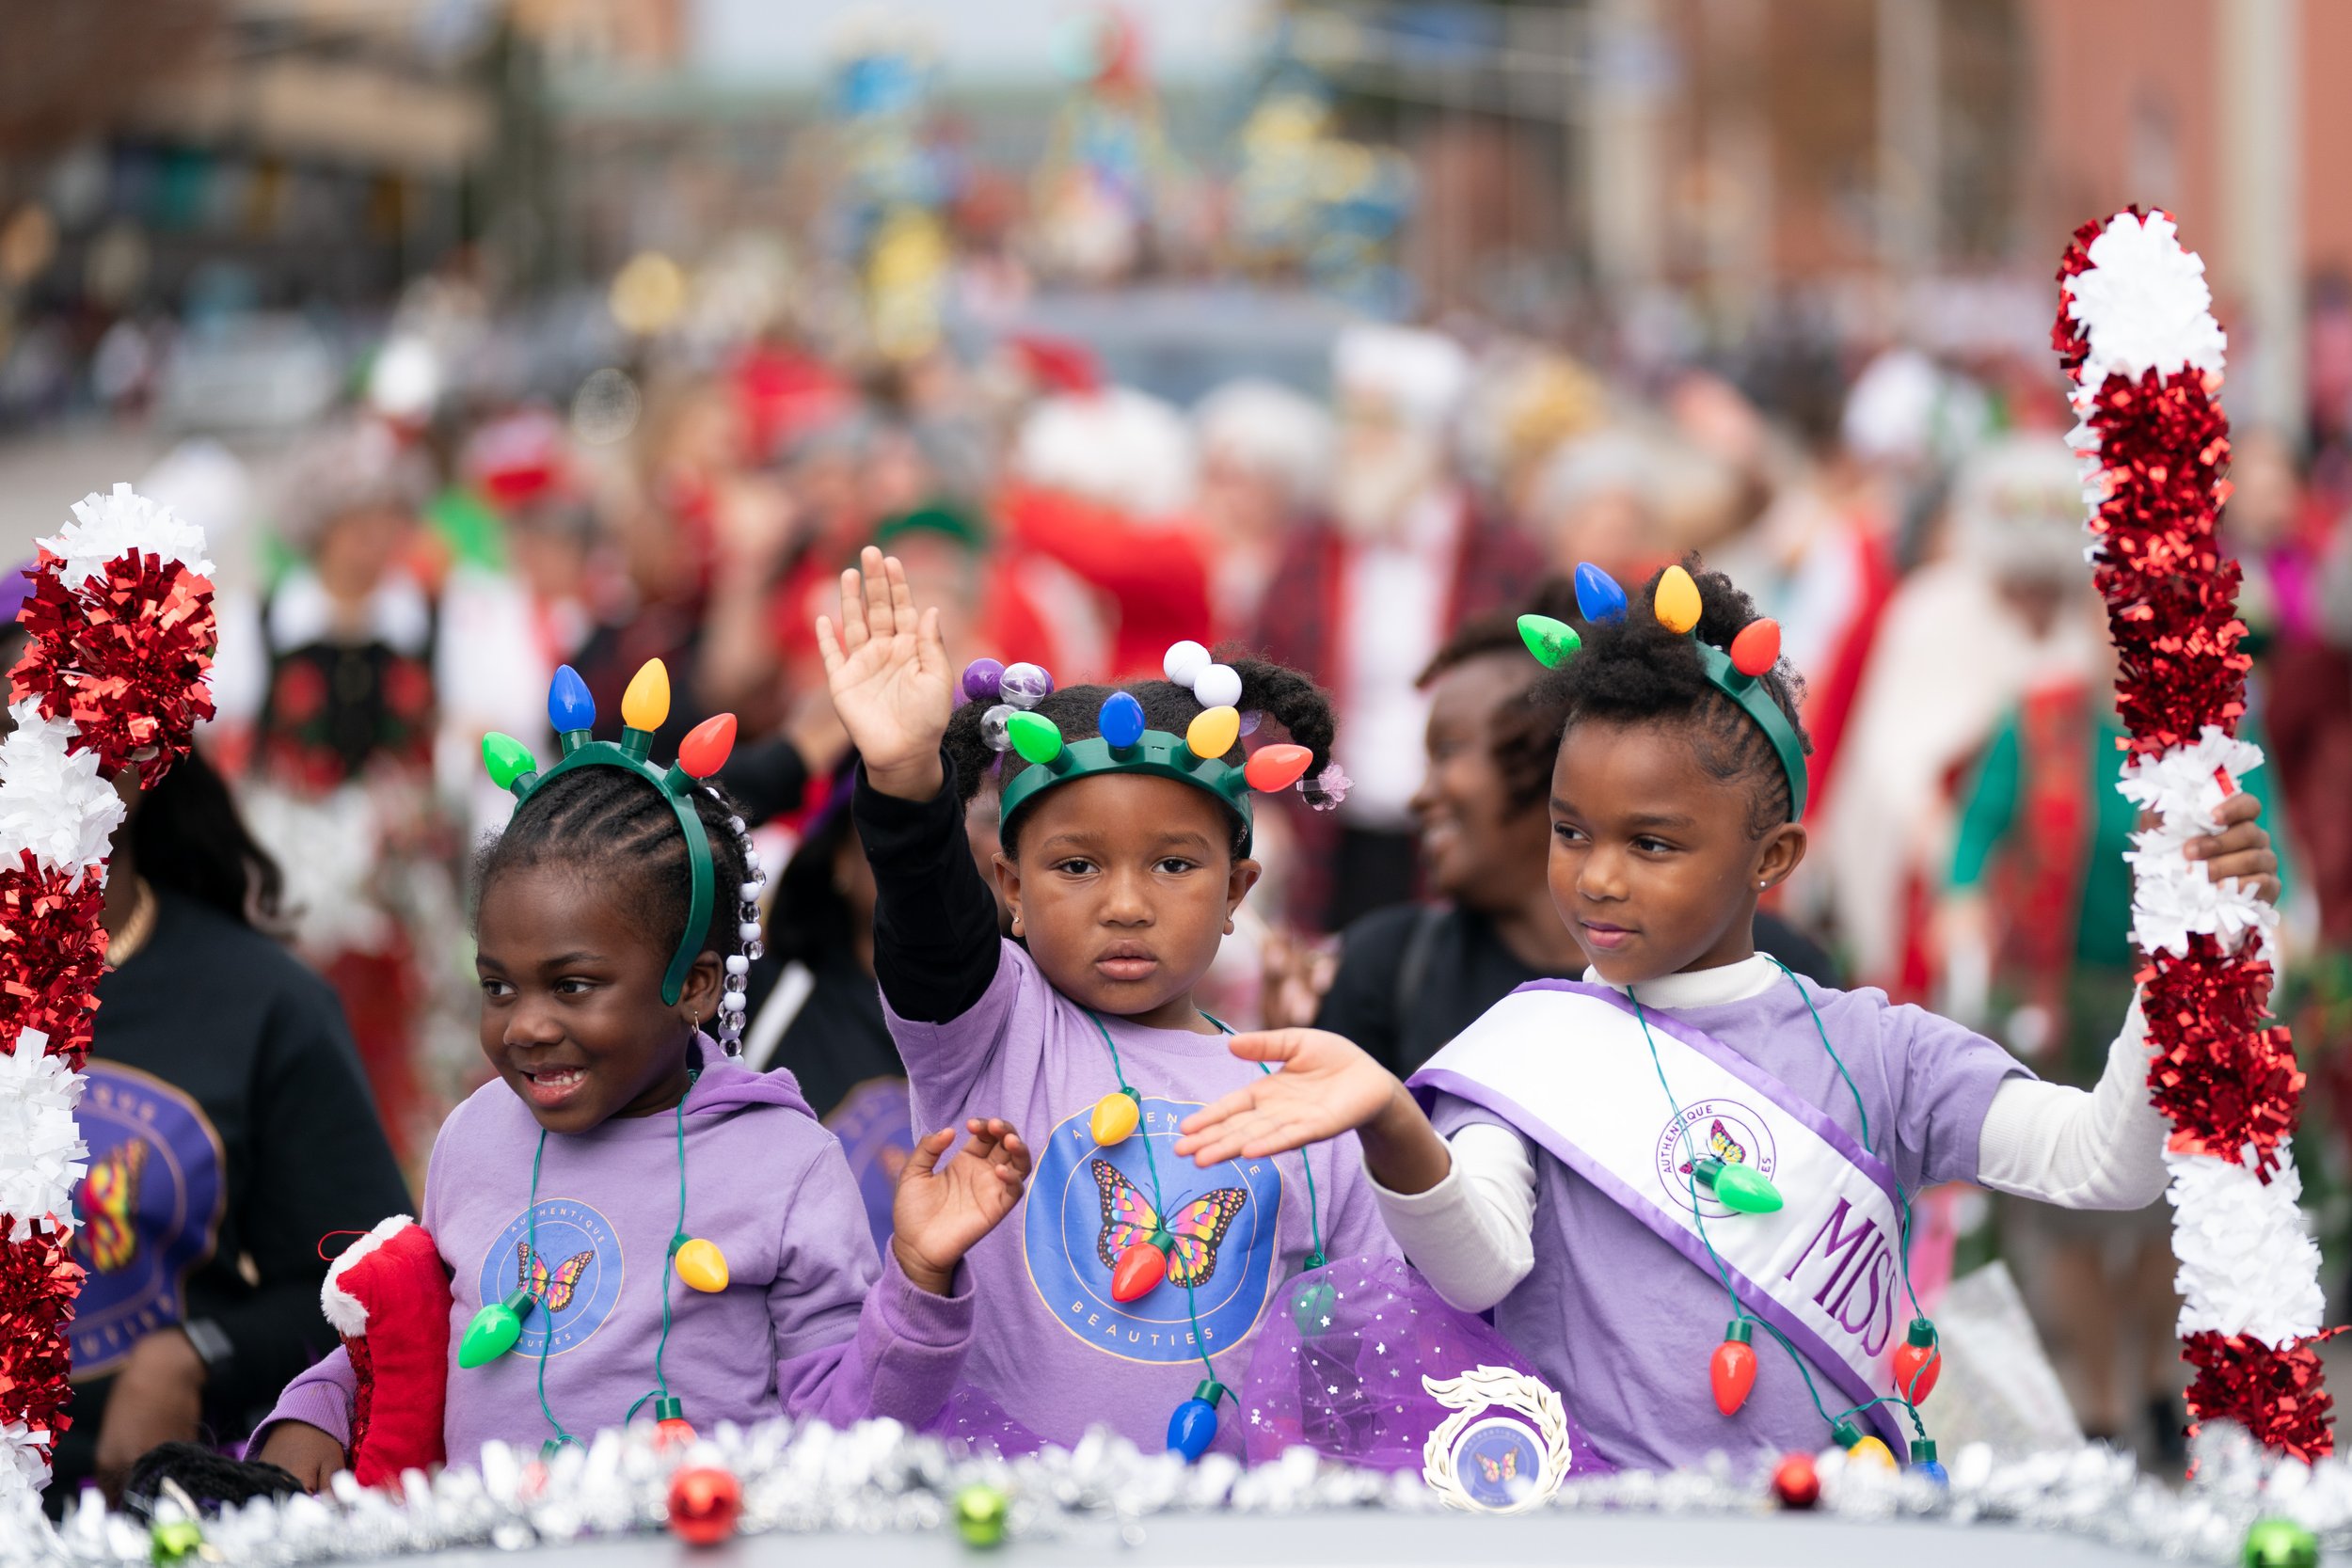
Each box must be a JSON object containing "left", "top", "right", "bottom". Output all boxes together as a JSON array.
[
  {"left": 1172, "top": 1029, "right": 1400, "bottom": 1164},
  {"left": 889, "top": 1118, "right": 1032, "bottom": 1295},
  {"left": 816, "top": 546, "right": 954, "bottom": 800}
]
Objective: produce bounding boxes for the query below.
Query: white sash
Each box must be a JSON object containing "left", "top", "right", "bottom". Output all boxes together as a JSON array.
[{"left": 1409, "top": 983, "right": 1909, "bottom": 1447}]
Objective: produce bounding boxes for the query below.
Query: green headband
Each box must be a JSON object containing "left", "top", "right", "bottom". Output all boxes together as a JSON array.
[
  {"left": 1520, "top": 562, "right": 1809, "bottom": 821},
  {"left": 482, "top": 659, "right": 742, "bottom": 1006}
]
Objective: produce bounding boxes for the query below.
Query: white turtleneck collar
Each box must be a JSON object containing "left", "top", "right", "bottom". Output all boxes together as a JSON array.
[{"left": 1587, "top": 952, "right": 1779, "bottom": 1008}]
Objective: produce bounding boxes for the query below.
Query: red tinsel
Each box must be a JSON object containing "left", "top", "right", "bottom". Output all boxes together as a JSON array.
[
  {"left": 10, "top": 549, "right": 216, "bottom": 788},
  {"left": 2050, "top": 215, "right": 2106, "bottom": 375},
  {"left": 2139, "top": 935, "right": 2301, "bottom": 1176},
  {"left": 2184, "top": 1329, "right": 2344, "bottom": 1464},
  {"left": 0, "top": 852, "right": 108, "bottom": 1069},
  {"left": 0, "top": 1233, "right": 84, "bottom": 1451}
]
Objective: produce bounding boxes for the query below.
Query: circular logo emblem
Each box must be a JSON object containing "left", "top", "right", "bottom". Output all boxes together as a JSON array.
[
  {"left": 476, "top": 1200, "right": 625, "bottom": 1357},
  {"left": 1023, "top": 1096, "right": 1282, "bottom": 1365},
  {"left": 827, "top": 1076, "right": 914, "bottom": 1258},
  {"left": 71, "top": 1064, "right": 226, "bottom": 1374},
  {"left": 1653, "top": 1097, "right": 1778, "bottom": 1219},
  {"left": 1454, "top": 1416, "right": 1545, "bottom": 1509},
  {"left": 1420, "top": 1365, "right": 1579, "bottom": 1513}
]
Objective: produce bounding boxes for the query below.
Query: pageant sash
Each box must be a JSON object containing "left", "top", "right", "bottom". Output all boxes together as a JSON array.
[{"left": 1408, "top": 981, "right": 1909, "bottom": 1449}]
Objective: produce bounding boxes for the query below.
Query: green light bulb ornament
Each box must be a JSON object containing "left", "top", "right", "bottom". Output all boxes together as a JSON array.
[
  {"left": 481, "top": 732, "right": 539, "bottom": 792},
  {"left": 458, "top": 1289, "right": 535, "bottom": 1369},
  {"left": 1692, "top": 1156, "right": 1782, "bottom": 1214},
  {"left": 2243, "top": 1517, "right": 2320, "bottom": 1568}
]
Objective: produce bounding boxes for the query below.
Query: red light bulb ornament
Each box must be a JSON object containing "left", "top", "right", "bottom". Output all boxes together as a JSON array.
[
  {"left": 1709, "top": 1319, "right": 1756, "bottom": 1416},
  {"left": 651, "top": 1396, "right": 696, "bottom": 1448},
  {"left": 676, "top": 714, "right": 737, "bottom": 779},
  {"left": 1111, "top": 1228, "right": 1173, "bottom": 1302},
  {"left": 1729, "top": 618, "right": 1782, "bottom": 678},
  {"left": 1243, "top": 743, "right": 1312, "bottom": 792},
  {"left": 1892, "top": 1316, "right": 1941, "bottom": 1403}
]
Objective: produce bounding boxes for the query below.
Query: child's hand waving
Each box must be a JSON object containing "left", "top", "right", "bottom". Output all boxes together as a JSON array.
[
  {"left": 1174, "top": 1029, "right": 1401, "bottom": 1164},
  {"left": 817, "top": 546, "right": 954, "bottom": 800},
  {"left": 890, "top": 1118, "right": 1032, "bottom": 1296}
]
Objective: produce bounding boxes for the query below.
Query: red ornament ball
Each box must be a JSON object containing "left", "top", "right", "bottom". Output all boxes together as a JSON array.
[
  {"left": 667, "top": 1465, "right": 743, "bottom": 1546},
  {"left": 1772, "top": 1451, "right": 1820, "bottom": 1510}
]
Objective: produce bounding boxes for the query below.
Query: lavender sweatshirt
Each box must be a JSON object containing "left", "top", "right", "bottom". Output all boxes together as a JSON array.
[{"left": 258, "top": 1039, "right": 972, "bottom": 1465}]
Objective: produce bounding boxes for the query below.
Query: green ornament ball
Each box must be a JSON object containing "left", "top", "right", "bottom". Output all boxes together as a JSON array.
[
  {"left": 2243, "top": 1517, "right": 2319, "bottom": 1568},
  {"left": 953, "top": 1482, "right": 1009, "bottom": 1549},
  {"left": 149, "top": 1518, "right": 205, "bottom": 1568}
]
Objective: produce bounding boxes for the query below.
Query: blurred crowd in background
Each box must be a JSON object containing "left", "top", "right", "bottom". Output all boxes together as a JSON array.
[{"left": 7, "top": 0, "right": 2352, "bottom": 1482}]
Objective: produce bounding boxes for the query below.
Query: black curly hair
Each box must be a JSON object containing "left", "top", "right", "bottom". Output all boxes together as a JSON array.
[
  {"left": 1417, "top": 577, "right": 1586, "bottom": 817},
  {"left": 943, "top": 653, "right": 1337, "bottom": 861},
  {"left": 1532, "top": 557, "right": 1811, "bottom": 838},
  {"left": 474, "top": 764, "right": 753, "bottom": 969}
]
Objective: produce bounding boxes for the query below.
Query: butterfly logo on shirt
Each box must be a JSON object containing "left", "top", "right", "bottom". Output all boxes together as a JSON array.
[
  {"left": 1677, "top": 1119, "right": 1747, "bottom": 1176},
  {"left": 516, "top": 1241, "right": 595, "bottom": 1312},
  {"left": 1090, "top": 1159, "right": 1247, "bottom": 1289},
  {"left": 75, "top": 1140, "right": 150, "bottom": 1275},
  {"left": 1475, "top": 1447, "right": 1519, "bottom": 1484}
]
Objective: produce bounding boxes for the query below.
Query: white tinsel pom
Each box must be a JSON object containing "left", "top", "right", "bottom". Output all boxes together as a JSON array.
[
  {"left": 2067, "top": 210, "right": 2229, "bottom": 387},
  {"left": 0, "top": 1418, "right": 49, "bottom": 1505},
  {"left": 38, "top": 483, "right": 215, "bottom": 591},
  {"left": 0, "top": 1036, "right": 85, "bottom": 1241},
  {"left": 0, "top": 703, "right": 123, "bottom": 876},
  {"left": 2117, "top": 728, "right": 2276, "bottom": 958},
  {"left": 2166, "top": 1144, "right": 2325, "bottom": 1344}
]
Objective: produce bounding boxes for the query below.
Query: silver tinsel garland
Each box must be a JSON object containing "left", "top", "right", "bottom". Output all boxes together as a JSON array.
[{"left": 0, "top": 1420, "right": 2340, "bottom": 1567}]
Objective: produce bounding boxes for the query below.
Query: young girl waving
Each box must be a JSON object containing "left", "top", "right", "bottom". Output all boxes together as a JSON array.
[
  {"left": 818, "top": 549, "right": 1394, "bottom": 1460},
  {"left": 1177, "top": 562, "right": 2282, "bottom": 1471},
  {"left": 253, "top": 664, "right": 1027, "bottom": 1486}
]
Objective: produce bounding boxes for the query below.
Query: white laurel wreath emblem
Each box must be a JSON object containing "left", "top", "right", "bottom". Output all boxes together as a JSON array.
[{"left": 1419, "top": 1365, "right": 1574, "bottom": 1513}]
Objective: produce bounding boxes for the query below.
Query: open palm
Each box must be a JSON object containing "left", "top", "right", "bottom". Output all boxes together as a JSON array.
[
  {"left": 1172, "top": 1030, "right": 1398, "bottom": 1165},
  {"left": 816, "top": 546, "right": 955, "bottom": 792},
  {"left": 891, "top": 1118, "right": 1031, "bottom": 1291}
]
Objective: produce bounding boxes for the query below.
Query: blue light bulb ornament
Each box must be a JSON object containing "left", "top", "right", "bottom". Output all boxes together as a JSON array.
[
  {"left": 1168, "top": 1379, "right": 1227, "bottom": 1462},
  {"left": 548, "top": 664, "right": 596, "bottom": 740},
  {"left": 1908, "top": 1439, "right": 1948, "bottom": 1485},
  {"left": 1099, "top": 690, "right": 1146, "bottom": 751},
  {"left": 1574, "top": 562, "right": 1629, "bottom": 625}
]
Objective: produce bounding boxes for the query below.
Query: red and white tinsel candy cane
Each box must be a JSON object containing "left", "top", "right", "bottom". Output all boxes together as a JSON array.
[
  {"left": 2055, "top": 211, "right": 2333, "bottom": 1460},
  {"left": 0, "top": 485, "right": 215, "bottom": 1505}
]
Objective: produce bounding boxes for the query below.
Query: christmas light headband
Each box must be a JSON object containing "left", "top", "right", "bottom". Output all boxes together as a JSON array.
[
  {"left": 964, "top": 641, "right": 1325, "bottom": 857},
  {"left": 1518, "top": 562, "right": 1808, "bottom": 821},
  {"left": 479, "top": 660, "right": 761, "bottom": 1017}
]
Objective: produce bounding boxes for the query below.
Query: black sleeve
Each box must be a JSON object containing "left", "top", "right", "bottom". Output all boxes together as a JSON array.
[
  {"left": 1311, "top": 906, "right": 1422, "bottom": 1078},
  {"left": 1756, "top": 910, "right": 1843, "bottom": 991},
  {"left": 852, "top": 752, "right": 1003, "bottom": 1024},
  {"left": 718, "top": 736, "right": 814, "bottom": 828},
  {"left": 206, "top": 979, "right": 413, "bottom": 1425}
]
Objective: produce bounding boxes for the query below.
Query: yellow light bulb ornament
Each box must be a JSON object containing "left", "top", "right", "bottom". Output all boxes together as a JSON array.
[
  {"left": 1185, "top": 705, "right": 1240, "bottom": 760},
  {"left": 1091, "top": 1089, "right": 1140, "bottom": 1145},
  {"left": 622, "top": 658, "right": 672, "bottom": 732},
  {"left": 1655, "top": 565, "right": 1703, "bottom": 634},
  {"left": 673, "top": 1236, "right": 729, "bottom": 1293}
]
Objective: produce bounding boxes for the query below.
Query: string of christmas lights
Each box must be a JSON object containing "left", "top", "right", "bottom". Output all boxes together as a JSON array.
[
  {"left": 0, "top": 486, "right": 215, "bottom": 1507},
  {"left": 2053, "top": 209, "right": 2335, "bottom": 1460}
]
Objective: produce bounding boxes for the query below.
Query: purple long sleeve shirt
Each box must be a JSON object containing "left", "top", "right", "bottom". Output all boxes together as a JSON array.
[{"left": 259, "top": 1039, "right": 972, "bottom": 1465}]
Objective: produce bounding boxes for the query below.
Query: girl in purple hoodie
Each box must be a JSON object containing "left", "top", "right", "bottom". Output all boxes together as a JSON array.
[{"left": 254, "top": 669, "right": 1028, "bottom": 1487}]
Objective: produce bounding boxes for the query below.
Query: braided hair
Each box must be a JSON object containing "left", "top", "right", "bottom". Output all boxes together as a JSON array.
[
  {"left": 474, "top": 764, "right": 768, "bottom": 1048},
  {"left": 942, "top": 654, "right": 1338, "bottom": 861},
  {"left": 1533, "top": 558, "right": 1811, "bottom": 838}
]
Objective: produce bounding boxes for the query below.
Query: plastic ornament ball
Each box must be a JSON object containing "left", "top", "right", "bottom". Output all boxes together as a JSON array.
[
  {"left": 674, "top": 1237, "right": 729, "bottom": 1292},
  {"left": 1098, "top": 690, "right": 1146, "bottom": 750},
  {"left": 1892, "top": 1317, "right": 1941, "bottom": 1402},
  {"left": 953, "top": 1482, "right": 1009, "bottom": 1549},
  {"left": 1007, "top": 710, "right": 1063, "bottom": 765},
  {"left": 482, "top": 732, "right": 538, "bottom": 791},
  {"left": 622, "top": 658, "right": 672, "bottom": 731},
  {"left": 960, "top": 657, "right": 1006, "bottom": 704},
  {"left": 677, "top": 714, "right": 738, "bottom": 780},
  {"left": 1290, "top": 1278, "right": 1337, "bottom": 1334},
  {"left": 1110, "top": 1235, "right": 1170, "bottom": 1302},
  {"left": 1168, "top": 1379, "right": 1226, "bottom": 1462},
  {"left": 665, "top": 1465, "right": 742, "bottom": 1546},
  {"left": 980, "top": 704, "right": 1016, "bottom": 752},
  {"left": 1185, "top": 705, "right": 1240, "bottom": 760},
  {"left": 1000, "top": 662, "right": 1054, "bottom": 709},
  {"left": 1245, "top": 743, "right": 1313, "bottom": 792},
  {"left": 1163, "top": 640, "right": 1211, "bottom": 686},
  {"left": 1574, "top": 562, "right": 1628, "bottom": 624},
  {"left": 1771, "top": 1451, "right": 1820, "bottom": 1509},
  {"left": 1237, "top": 709, "right": 1262, "bottom": 736},
  {"left": 1192, "top": 662, "right": 1244, "bottom": 709},
  {"left": 1907, "top": 1438, "right": 1948, "bottom": 1485},
  {"left": 1654, "top": 564, "right": 1703, "bottom": 633},
  {"left": 458, "top": 1290, "right": 532, "bottom": 1368},
  {"left": 1847, "top": 1435, "right": 1897, "bottom": 1470},
  {"left": 1089, "top": 1089, "right": 1139, "bottom": 1146},
  {"left": 1730, "top": 618, "right": 1782, "bottom": 677},
  {"left": 548, "top": 664, "right": 596, "bottom": 734},
  {"left": 1709, "top": 1320, "right": 1756, "bottom": 1415},
  {"left": 149, "top": 1516, "right": 204, "bottom": 1567},
  {"left": 2243, "top": 1517, "right": 2320, "bottom": 1568},
  {"left": 1517, "top": 613, "right": 1581, "bottom": 669}
]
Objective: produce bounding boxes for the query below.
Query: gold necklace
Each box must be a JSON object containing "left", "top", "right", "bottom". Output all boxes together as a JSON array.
[{"left": 104, "top": 879, "right": 158, "bottom": 971}]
